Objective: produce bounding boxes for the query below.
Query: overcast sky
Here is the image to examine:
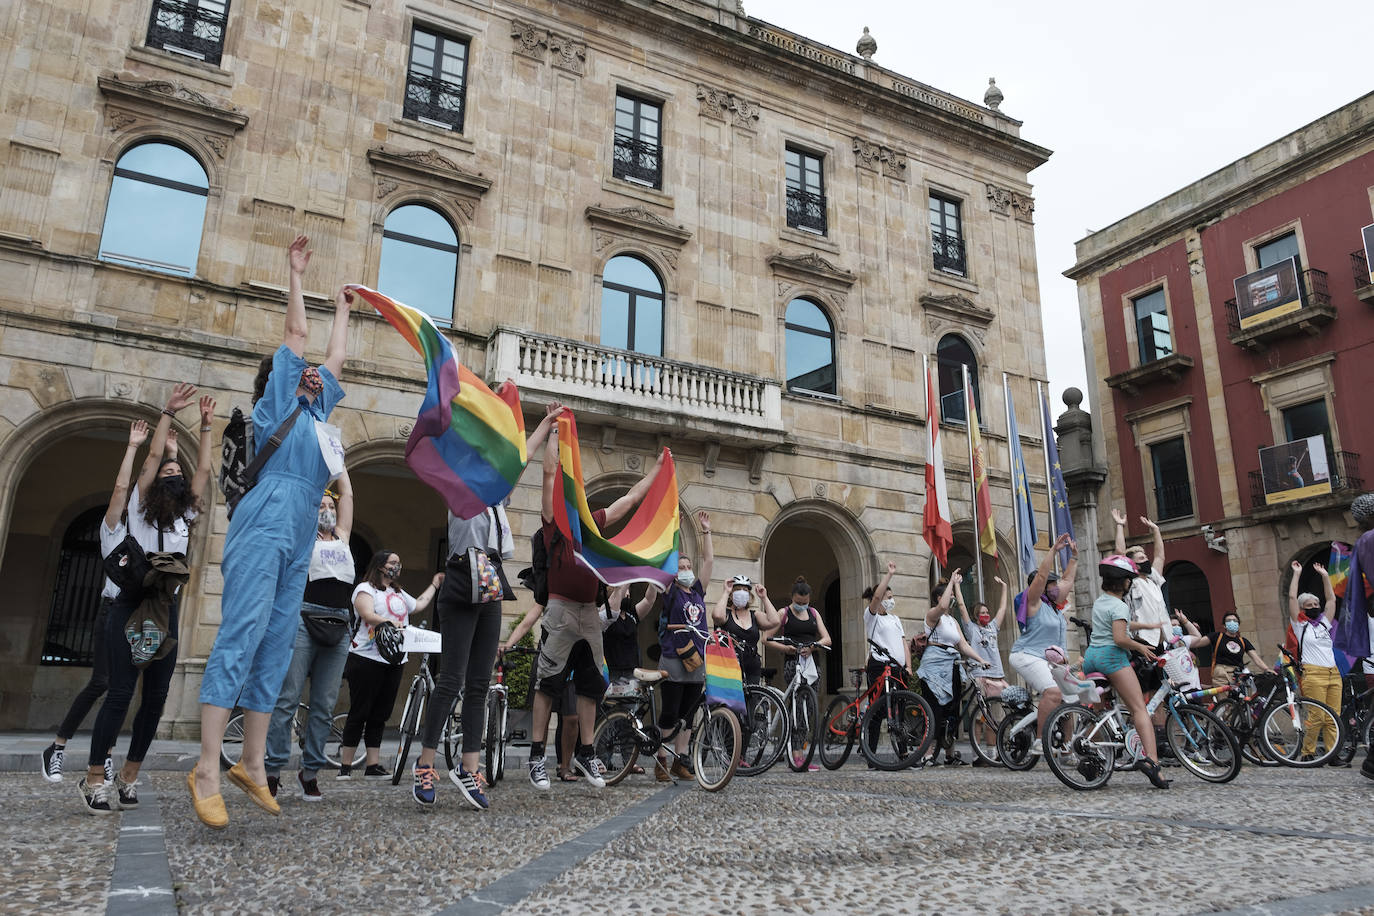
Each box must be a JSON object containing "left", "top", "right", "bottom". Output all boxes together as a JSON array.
[{"left": 747, "top": 0, "right": 1371, "bottom": 413}]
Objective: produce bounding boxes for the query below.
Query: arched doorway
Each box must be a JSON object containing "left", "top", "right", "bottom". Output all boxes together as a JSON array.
[{"left": 1165, "top": 560, "right": 1214, "bottom": 665}]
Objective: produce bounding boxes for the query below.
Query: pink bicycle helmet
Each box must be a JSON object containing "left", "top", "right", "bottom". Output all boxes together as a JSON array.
[{"left": 1098, "top": 553, "right": 1138, "bottom": 583}]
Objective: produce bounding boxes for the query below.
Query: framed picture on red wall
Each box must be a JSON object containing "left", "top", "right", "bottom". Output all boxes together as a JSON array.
[
  {"left": 1258, "top": 435, "right": 1331, "bottom": 505},
  {"left": 1233, "top": 256, "right": 1302, "bottom": 329}
]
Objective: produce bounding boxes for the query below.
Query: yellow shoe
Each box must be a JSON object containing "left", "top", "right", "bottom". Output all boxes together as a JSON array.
[
  {"left": 187, "top": 770, "right": 228, "bottom": 829},
  {"left": 227, "top": 763, "right": 281, "bottom": 816}
]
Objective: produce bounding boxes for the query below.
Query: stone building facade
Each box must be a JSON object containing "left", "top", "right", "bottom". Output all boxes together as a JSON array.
[
  {"left": 1067, "top": 94, "right": 1374, "bottom": 665},
  {"left": 0, "top": 0, "right": 1052, "bottom": 732}
]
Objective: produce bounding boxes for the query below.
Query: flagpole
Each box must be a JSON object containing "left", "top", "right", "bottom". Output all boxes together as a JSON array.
[
  {"left": 963, "top": 363, "right": 984, "bottom": 604},
  {"left": 924, "top": 354, "right": 942, "bottom": 580},
  {"left": 1038, "top": 381, "right": 1060, "bottom": 574},
  {"left": 1004, "top": 373, "right": 1024, "bottom": 586}
]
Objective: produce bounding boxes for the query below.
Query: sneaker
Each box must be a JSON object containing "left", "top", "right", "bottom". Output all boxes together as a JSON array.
[
  {"left": 77, "top": 777, "right": 115, "bottom": 816},
  {"left": 527, "top": 756, "right": 551, "bottom": 791},
  {"left": 41, "top": 743, "right": 64, "bottom": 783},
  {"left": 298, "top": 771, "right": 322, "bottom": 801},
  {"left": 336, "top": 764, "right": 353, "bottom": 781},
  {"left": 412, "top": 764, "right": 437, "bottom": 807},
  {"left": 363, "top": 764, "right": 390, "bottom": 779},
  {"left": 573, "top": 752, "right": 606, "bottom": 789},
  {"left": 266, "top": 776, "right": 280, "bottom": 799},
  {"left": 104, "top": 756, "right": 116, "bottom": 785},
  {"left": 451, "top": 766, "right": 489, "bottom": 810},
  {"left": 1328, "top": 757, "right": 1351, "bottom": 769},
  {"left": 114, "top": 775, "right": 139, "bottom": 809}
]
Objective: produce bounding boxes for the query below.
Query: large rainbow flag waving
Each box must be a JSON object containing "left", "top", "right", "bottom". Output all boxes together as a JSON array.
[
  {"left": 347, "top": 285, "right": 527, "bottom": 519},
  {"left": 553, "top": 411, "right": 680, "bottom": 588}
]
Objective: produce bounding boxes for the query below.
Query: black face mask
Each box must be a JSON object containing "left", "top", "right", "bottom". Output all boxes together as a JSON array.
[
  {"left": 1304, "top": 607, "right": 1323, "bottom": 621},
  {"left": 1137, "top": 560, "right": 1152, "bottom": 577},
  {"left": 159, "top": 475, "right": 188, "bottom": 500}
]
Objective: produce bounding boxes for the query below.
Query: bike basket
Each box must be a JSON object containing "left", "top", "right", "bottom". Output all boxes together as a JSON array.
[{"left": 1162, "top": 647, "right": 1197, "bottom": 687}]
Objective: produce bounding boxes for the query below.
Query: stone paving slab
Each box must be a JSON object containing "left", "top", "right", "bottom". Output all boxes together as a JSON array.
[{"left": 1, "top": 774, "right": 117, "bottom": 915}]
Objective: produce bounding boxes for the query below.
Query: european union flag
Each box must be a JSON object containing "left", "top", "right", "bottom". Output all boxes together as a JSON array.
[
  {"left": 1008, "top": 396, "right": 1038, "bottom": 580},
  {"left": 1042, "top": 391, "right": 1076, "bottom": 566}
]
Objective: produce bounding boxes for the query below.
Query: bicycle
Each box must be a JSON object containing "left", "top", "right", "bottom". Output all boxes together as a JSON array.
[
  {"left": 591, "top": 632, "right": 742, "bottom": 791},
  {"left": 819, "top": 640, "right": 933, "bottom": 771},
  {"left": 1041, "top": 651, "right": 1242, "bottom": 790},
  {"left": 472, "top": 646, "right": 536, "bottom": 781},
  {"left": 736, "top": 668, "right": 788, "bottom": 777},
  {"left": 1212, "top": 646, "right": 1345, "bottom": 768},
  {"left": 1335, "top": 659, "right": 1374, "bottom": 766},
  {"left": 768, "top": 637, "right": 828, "bottom": 771},
  {"left": 390, "top": 639, "right": 462, "bottom": 786},
  {"left": 995, "top": 617, "right": 1095, "bottom": 771},
  {"left": 220, "top": 703, "right": 348, "bottom": 770},
  {"left": 958, "top": 658, "right": 1002, "bottom": 765}
]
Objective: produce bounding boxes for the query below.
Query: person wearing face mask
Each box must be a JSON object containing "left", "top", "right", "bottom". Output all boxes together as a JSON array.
[
  {"left": 338, "top": 550, "right": 441, "bottom": 779},
  {"left": 860, "top": 561, "right": 910, "bottom": 766},
  {"left": 1288, "top": 560, "right": 1342, "bottom": 764},
  {"left": 263, "top": 469, "right": 355, "bottom": 801},
  {"left": 1008, "top": 534, "right": 1078, "bottom": 740},
  {"left": 712, "top": 575, "right": 781, "bottom": 686},
  {"left": 766, "top": 575, "right": 833, "bottom": 771},
  {"left": 191, "top": 236, "right": 353, "bottom": 829},
  {"left": 1111, "top": 509, "right": 1170, "bottom": 653},
  {"left": 918, "top": 571, "right": 989, "bottom": 766},
  {"left": 1209, "top": 611, "right": 1267, "bottom": 687}
]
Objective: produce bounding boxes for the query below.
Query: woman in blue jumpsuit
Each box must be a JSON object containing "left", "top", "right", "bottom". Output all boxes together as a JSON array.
[{"left": 189, "top": 235, "right": 351, "bottom": 828}]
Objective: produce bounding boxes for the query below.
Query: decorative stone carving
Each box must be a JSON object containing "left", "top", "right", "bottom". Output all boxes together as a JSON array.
[
  {"left": 747, "top": 449, "right": 765, "bottom": 484},
  {"left": 852, "top": 136, "right": 907, "bottom": 180},
  {"left": 985, "top": 183, "right": 1013, "bottom": 216},
  {"left": 703, "top": 441, "right": 720, "bottom": 477},
  {"left": 202, "top": 134, "right": 228, "bottom": 158},
  {"left": 398, "top": 148, "right": 460, "bottom": 171},
  {"left": 814, "top": 482, "right": 827, "bottom": 497},
  {"left": 98, "top": 75, "right": 247, "bottom": 151},
  {"left": 367, "top": 146, "right": 492, "bottom": 216},
  {"left": 113, "top": 381, "right": 133, "bottom": 398},
  {"left": 399, "top": 422, "right": 413, "bottom": 438},
  {"left": 1011, "top": 192, "right": 1035, "bottom": 222},
  {"left": 511, "top": 20, "right": 548, "bottom": 59},
  {"left": 919, "top": 292, "right": 995, "bottom": 327},
  {"left": 375, "top": 177, "right": 399, "bottom": 199},
  {"left": 695, "top": 84, "right": 761, "bottom": 129},
  {"left": 626, "top": 454, "right": 642, "bottom": 471},
  {"left": 984, "top": 77, "right": 1004, "bottom": 111},
  {"left": 855, "top": 27, "right": 877, "bottom": 60},
  {"left": 547, "top": 33, "right": 587, "bottom": 75},
  {"left": 600, "top": 425, "right": 617, "bottom": 453},
  {"left": 114, "top": 77, "right": 219, "bottom": 109},
  {"left": 654, "top": 246, "right": 679, "bottom": 270},
  {"left": 585, "top": 204, "right": 692, "bottom": 256},
  {"left": 511, "top": 20, "right": 586, "bottom": 75},
  {"left": 107, "top": 111, "right": 138, "bottom": 132}
]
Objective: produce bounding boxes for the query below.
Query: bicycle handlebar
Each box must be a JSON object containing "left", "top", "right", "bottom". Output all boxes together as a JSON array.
[
  {"left": 1069, "top": 616, "right": 1093, "bottom": 632},
  {"left": 771, "top": 637, "right": 829, "bottom": 651},
  {"left": 866, "top": 638, "right": 900, "bottom": 665}
]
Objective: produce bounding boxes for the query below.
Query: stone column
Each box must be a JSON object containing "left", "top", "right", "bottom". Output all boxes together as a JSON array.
[{"left": 1057, "top": 387, "right": 1108, "bottom": 642}]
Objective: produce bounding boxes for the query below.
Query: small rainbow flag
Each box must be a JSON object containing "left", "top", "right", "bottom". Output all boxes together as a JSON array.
[
  {"left": 347, "top": 285, "right": 526, "bottom": 519},
  {"left": 1330, "top": 541, "right": 1353, "bottom": 598},
  {"left": 553, "top": 410, "right": 679, "bottom": 587},
  {"left": 704, "top": 631, "right": 746, "bottom": 717}
]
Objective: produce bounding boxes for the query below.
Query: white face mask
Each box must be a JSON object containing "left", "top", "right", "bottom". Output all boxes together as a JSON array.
[
  {"left": 731, "top": 590, "right": 750, "bottom": 609},
  {"left": 881, "top": 597, "right": 896, "bottom": 612},
  {"left": 677, "top": 570, "right": 696, "bottom": 588}
]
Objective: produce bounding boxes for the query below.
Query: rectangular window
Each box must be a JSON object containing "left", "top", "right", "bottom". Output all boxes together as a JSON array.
[
  {"left": 1151, "top": 437, "right": 1193, "bottom": 521},
  {"left": 612, "top": 93, "right": 662, "bottom": 189},
  {"left": 404, "top": 27, "right": 469, "bottom": 132},
  {"left": 1282, "top": 398, "right": 1333, "bottom": 461},
  {"left": 785, "top": 147, "right": 826, "bottom": 235},
  {"left": 1256, "top": 231, "right": 1301, "bottom": 271},
  {"left": 1132, "top": 288, "right": 1172, "bottom": 364},
  {"left": 929, "top": 194, "right": 966, "bottom": 275},
  {"left": 146, "top": 0, "right": 230, "bottom": 66}
]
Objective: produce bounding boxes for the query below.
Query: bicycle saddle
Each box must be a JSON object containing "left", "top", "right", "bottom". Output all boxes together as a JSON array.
[{"left": 633, "top": 667, "right": 668, "bottom": 683}]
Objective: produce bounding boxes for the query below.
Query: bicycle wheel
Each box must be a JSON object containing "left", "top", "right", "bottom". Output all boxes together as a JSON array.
[
  {"left": 392, "top": 686, "right": 426, "bottom": 785},
  {"left": 857, "top": 689, "right": 931, "bottom": 771},
  {"left": 737, "top": 686, "right": 788, "bottom": 777},
  {"left": 1259, "top": 697, "right": 1343, "bottom": 767},
  {"left": 968, "top": 698, "right": 1001, "bottom": 766},
  {"left": 592, "top": 709, "right": 640, "bottom": 786},
  {"left": 220, "top": 712, "right": 245, "bottom": 769},
  {"left": 484, "top": 693, "right": 505, "bottom": 782},
  {"left": 1166, "top": 703, "right": 1241, "bottom": 783},
  {"left": 1213, "top": 697, "right": 1277, "bottom": 767},
  {"left": 693, "top": 705, "right": 741, "bottom": 791},
  {"left": 1042, "top": 702, "right": 1114, "bottom": 791},
  {"left": 819, "top": 695, "right": 857, "bottom": 770},
  {"left": 326, "top": 713, "right": 348, "bottom": 769},
  {"left": 442, "top": 695, "right": 463, "bottom": 772},
  {"left": 996, "top": 711, "right": 1039, "bottom": 771},
  {"left": 786, "top": 684, "right": 819, "bottom": 772}
]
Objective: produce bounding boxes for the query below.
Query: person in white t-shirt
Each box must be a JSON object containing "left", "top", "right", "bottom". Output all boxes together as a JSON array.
[
  {"left": 1288, "top": 560, "right": 1342, "bottom": 763},
  {"left": 1112, "top": 509, "right": 1171, "bottom": 652},
  {"left": 863, "top": 561, "right": 910, "bottom": 677},
  {"left": 337, "top": 549, "right": 441, "bottom": 778}
]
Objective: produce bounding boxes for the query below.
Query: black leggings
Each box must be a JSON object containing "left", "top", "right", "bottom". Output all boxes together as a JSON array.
[
  {"left": 57, "top": 598, "right": 113, "bottom": 741},
  {"left": 657, "top": 681, "right": 703, "bottom": 734},
  {"left": 922, "top": 663, "right": 962, "bottom": 755},
  {"left": 419, "top": 589, "right": 502, "bottom": 755},
  {"left": 88, "top": 595, "right": 178, "bottom": 767},
  {"left": 865, "top": 659, "right": 911, "bottom": 750},
  {"left": 342, "top": 654, "right": 404, "bottom": 749}
]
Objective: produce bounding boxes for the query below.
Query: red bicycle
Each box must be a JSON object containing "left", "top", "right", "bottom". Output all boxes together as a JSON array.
[{"left": 819, "top": 640, "right": 933, "bottom": 771}]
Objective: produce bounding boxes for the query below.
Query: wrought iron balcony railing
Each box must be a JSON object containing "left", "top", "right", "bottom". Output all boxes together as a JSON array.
[
  {"left": 1247, "top": 449, "right": 1363, "bottom": 510},
  {"left": 147, "top": 0, "right": 229, "bottom": 66},
  {"left": 786, "top": 187, "right": 827, "bottom": 235},
  {"left": 1223, "top": 267, "right": 1332, "bottom": 339},
  {"left": 612, "top": 135, "right": 662, "bottom": 188},
  {"left": 932, "top": 229, "right": 967, "bottom": 275},
  {"left": 1353, "top": 250, "right": 1373, "bottom": 298},
  {"left": 1154, "top": 481, "right": 1194, "bottom": 521},
  {"left": 403, "top": 71, "right": 466, "bottom": 132}
]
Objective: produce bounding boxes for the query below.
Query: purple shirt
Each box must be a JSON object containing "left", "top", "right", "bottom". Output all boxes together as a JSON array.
[{"left": 660, "top": 580, "right": 708, "bottom": 659}]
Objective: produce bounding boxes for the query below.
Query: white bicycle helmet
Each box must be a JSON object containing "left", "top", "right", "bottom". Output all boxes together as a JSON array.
[{"left": 730, "top": 575, "right": 753, "bottom": 588}]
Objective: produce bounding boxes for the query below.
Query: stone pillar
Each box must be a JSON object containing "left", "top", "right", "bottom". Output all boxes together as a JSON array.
[{"left": 1057, "top": 387, "right": 1108, "bottom": 633}]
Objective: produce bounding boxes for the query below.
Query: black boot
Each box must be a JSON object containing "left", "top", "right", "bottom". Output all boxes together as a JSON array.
[{"left": 1138, "top": 757, "right": 1171, "bottom": 789}]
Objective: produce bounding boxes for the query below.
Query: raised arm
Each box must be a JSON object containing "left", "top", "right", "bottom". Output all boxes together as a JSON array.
[
  {"left": 1174, "top": 610, "right": 1208, "bottom": 648},
  {"left": 322, "top": 286, "right": 352, "bottom": 380},
  {"left": 1061, "top": 538, "right": 1079, "bottom": 592},
  {"left": 1142, "top": 515, "right": 1165, "bottom": 568},
  {"left": 190, "top": 395, "right": 215, "bottom": 512},
  {"left": 334, "top": 467, "right": 354, "bottom": 542},
  {"left": 634, "top": 584, "right": 661, "bottom": 618},
  {"left": 284, "top": 235, "right": 310, "bottom": 356},
  {"left": 503, "top": 603, "right": 545, "bottom": 652},
  {"left": 541, "top": 424, "right": 559, "bottom": 524},
  {"left": 602, "top": 448, "right": 668, "bottom": 528},
  {"left": 1287, "top": 560, "right": 1302, "bottom": 624},
  {"left": 926, "top": 570, "right": 961, "bottom": 628},
  {"left": 522, "top": 401, "right": 562, "bottom": 468},
  {"left": 1112, "top": 507, "right": 1127, "bottom": 554},
  {"left": 1027, "top": 534, "right": 1071, "bottom": 615},
  {"left": 1316, "top": 562, "right": 1336, "bottom": 620},
  {"left": 869, "top": 560, "right": 897, "bottom": 616},
  {"left": 992, "top": 575, "right": 1009, "bottom": 628},
  {"left": 105, "top": 420, "right": 149, "bottom": 530},
  {"left": 696, "top": 510, "right": 713, "bottom": 588},
  {"left": 139, "top": 382, "right": 197, "bottom": 502},
  {"left": 711, "top": 575, "right": 729, "bottom": 626},
  {"left": 412, "top": 572, "right": 445, "bottom": 615},
  {"left": 755, "top": 584, "right": 782, "bottom": 631}
]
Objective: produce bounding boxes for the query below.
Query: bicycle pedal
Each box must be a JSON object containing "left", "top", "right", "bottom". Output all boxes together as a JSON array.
[{"left": 510, "top": 730, "right": 527, "bottom": 740}]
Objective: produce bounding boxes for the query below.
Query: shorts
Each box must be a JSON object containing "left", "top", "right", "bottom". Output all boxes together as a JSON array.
[
  {"left": 536, "top": 597, "right": 606, "bottom": 701},
  {"left": 1008, "top": 652, "right": 1056, "bottom": 693},
  {"left": 1082, "top": 645, "right": 1132, "bottom": 676}
]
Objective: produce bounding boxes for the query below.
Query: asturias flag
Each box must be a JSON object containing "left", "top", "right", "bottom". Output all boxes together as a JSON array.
[
  {"left": 967, "top": 378, "right": 997, "bottom": 558},
  {"left": 923, "top": 366, "right": 953, "bottom": 567},
  {"left": 349, "top": 285, "right": 526, "bottom": 519},
  {"left": 1007, "top": 393, "right": 1038, "bottom": 579}
]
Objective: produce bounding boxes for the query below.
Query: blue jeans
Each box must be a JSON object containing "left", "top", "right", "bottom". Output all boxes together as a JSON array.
[{"left": 264, "top": 613, "right": 350, "bottom": 778}]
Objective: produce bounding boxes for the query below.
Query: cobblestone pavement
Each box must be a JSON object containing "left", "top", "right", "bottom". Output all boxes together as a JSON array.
[{"left": 6, "top": 761, "right": 1374, "bottom": 914}]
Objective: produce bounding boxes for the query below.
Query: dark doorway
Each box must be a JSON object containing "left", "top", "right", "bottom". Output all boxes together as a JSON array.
[
  {"left": 823, "top": 578, "right": 842, "bottom": 695},
  {"left": 43, "top": 505, "right": 110, "bottom": 666},
  {"left": 1165, "top": 560, "right": 1214, "bottom": 665}
]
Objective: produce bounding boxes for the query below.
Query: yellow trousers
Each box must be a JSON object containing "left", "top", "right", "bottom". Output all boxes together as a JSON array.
[{"left": 1299, "top": 664, "right": 1341, "bottom": 755}]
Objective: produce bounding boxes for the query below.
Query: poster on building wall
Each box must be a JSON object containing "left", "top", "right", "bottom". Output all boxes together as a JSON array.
[
  {"left": 1258, "top": 435, "right": 1331, "bottom": 505},
  {"left": 1233, "top": 256, "right": 1302, "bottom": 329},
  {"left": 1362, "top": 223, "right": 1374, "bottom": 284}
]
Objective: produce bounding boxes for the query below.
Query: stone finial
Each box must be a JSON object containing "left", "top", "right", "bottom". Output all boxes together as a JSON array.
[
  {"left": 1063, "top": 387, "right": 1083, "bottom": 410},
  {"left": 856, "top": 26, "right": 877, "bottom": 60},
  {"left": 984, "top": 77, "right": 1004, "bottom": 111}
]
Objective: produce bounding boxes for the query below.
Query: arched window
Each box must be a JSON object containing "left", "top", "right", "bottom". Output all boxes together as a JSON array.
[
  {"left": 42, "top": 506, "right": 109, "bottom": 666},
  {"left": 784, "top": 298, "right": 836, "bottom": 395},
  {"left": 936, "top": 334, "right": 981, "bottom": 424},
  {"left": 98, "top": 141, "right": 209, "bottom": 276},
  {"left": 599, "top": 255, "right": 664, "bottom": 356},
  {"left": 378, "top": 204, "right": 459, "bottom": 321}
]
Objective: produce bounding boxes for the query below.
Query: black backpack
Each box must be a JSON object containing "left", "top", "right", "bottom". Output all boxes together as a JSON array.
[
  {"left": 218, "top": 405, "right": 302, "bottom": 518},
  {"left": 518, "top": 528, "right": 557, "bottom": 607}
]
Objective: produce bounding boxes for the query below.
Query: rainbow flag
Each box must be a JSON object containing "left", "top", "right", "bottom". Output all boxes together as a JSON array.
[
  {"left": 704, "top": 632, "right": 746, "bottom": 716},
  {"left": 347, "top": 285, "right": 526, "bottom": 519},
  {"left": 1330, "top": 542, "right": 1353, "bottom": 598},
  {"left": 553, "top": 411, "right": 679, "bottom": 587}
]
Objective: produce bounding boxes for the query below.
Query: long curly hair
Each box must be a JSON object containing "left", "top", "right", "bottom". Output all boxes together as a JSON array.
[
  {"left": 251, "top": 354, "right": 274, "bottom": 405},
  {"left": 141, "top": 459, "right": 197, "bottom": 532}
]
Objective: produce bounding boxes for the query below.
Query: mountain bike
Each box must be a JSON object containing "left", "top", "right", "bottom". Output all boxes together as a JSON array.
[
  {"left": 470, "top": 646, "right": 535, "bottom": 781},
  {"left": 1335, "top": 659, "right": 1374, "bottom": 766},
  {"left": 819, "top": 640, "right": 932, "bottom": 771},
  {"left": 1212, "top": 646, "right": 1345, "bottom": 768},
  {"left": 768, "top": 637, "right": 827, "bottom": 771},
  {"left": 391, "top": 640, "right": 462, "bottom": 785},
  {"left": 736, "top": 669, "right": 788, "bottom": 777},
  {"left": 220, "top": 703, "right": 348, "bottom": 770}
]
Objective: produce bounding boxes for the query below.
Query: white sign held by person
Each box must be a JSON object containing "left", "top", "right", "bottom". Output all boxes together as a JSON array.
[
  {"left": 403, "top": 626, "right": 442, "bottom": 654},
  {"left": 315, "top": 420, "right": 346, "bottom": 476}
]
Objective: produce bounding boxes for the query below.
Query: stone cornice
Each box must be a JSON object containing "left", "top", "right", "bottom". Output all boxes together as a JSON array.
[
  {"left": 584, "top": 205, "right": 692, "bottom": 247},
  {"left": 766, "top": 252, "right": 856, "bottom": 290},
  {"left": 98, "top": 74, "right": 248, "bottom": 135},
  {"left": 919, "top": 293, "right": 994, "bottom": 327},
  {"left": 366, "top": 147, "right": 494, "bottom": 200}
]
